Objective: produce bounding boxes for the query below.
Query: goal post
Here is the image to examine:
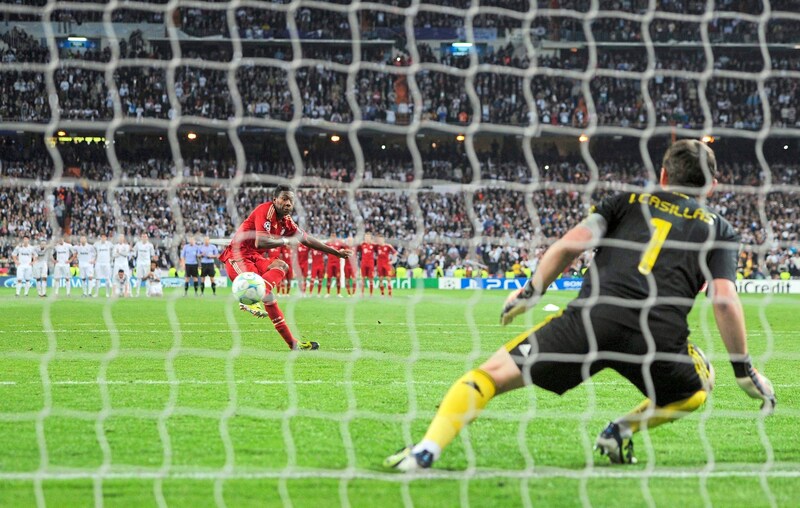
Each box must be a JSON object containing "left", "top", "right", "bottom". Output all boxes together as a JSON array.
[{"left": 0, "top": 0, "right": 798, "bottom": 505}]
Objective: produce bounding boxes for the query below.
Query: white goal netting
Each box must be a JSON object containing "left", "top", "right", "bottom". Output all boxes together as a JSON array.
[{"left": 1, "top": 0, "right": 798, "bottom": 506}]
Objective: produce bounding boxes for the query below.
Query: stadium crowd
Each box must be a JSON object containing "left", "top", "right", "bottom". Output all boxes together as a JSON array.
[
  {"left": 2, "top": 26, "right": 799, "bottom": 130},
  {"left": 2, "top": 157, "right": 798, "bottom": 281},
  {"left": 5, "top": 0, "right": 797, "bottom": 43}
]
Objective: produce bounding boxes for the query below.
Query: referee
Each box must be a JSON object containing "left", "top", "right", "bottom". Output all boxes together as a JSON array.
[
  {"left": 180, "top": 235, "right": 202, "bottom": 296},
  {"left": 198, "top": 236, "right": 220, "bottom": 296}
]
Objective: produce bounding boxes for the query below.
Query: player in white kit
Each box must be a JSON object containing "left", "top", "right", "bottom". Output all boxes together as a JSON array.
[
  {"left": 93, "top": 233, "right": 113, "bottom": 297},
  {"left": 12, "top": 236, "right": 37, "bottom": 297},
  {"left": 145, "top": 261, "right": 163, "bottom": 297},
  {"left": 33, "top": 238, "right": 49, "bottom": 297},
  {"left": 113, "top": 234, "right": 132, "bottom": 286},
  {"left": 132, "top": 233, "right": 156, "bottom": 297},
  {"left": 53, "top": 237, "right": 75, "bottom": 296},
  {"left": 75, "top": 236, "right": 96, "bottom": 297},
  {"left": 112, "top": 269, "right": 131, "bottom": 298}
]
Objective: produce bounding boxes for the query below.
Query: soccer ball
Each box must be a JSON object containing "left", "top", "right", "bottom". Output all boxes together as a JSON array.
[{"left": 231, "top": 272, "right": 266, "bottom": 305}]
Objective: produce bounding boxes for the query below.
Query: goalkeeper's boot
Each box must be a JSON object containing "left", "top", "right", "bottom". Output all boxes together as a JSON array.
[
  {"left": 239, "top": 301, "right": 268, "bottom": 319},
  {"left": 595, "top": 422, "right": 637, "bottom": 464},
  {"left": 383, "top": 446, "right": 433, "bottom": 472},
  {"left": 295, "top": 340, "right": 320, "bottom": 351}
]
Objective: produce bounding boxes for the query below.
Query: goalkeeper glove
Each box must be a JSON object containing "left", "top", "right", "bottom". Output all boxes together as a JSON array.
[
  {"left": 731, "top": 355, "right": 776, "bottom": 415},
  {"left": 500, "top": 281, "right": 540, "bottom": 326}
]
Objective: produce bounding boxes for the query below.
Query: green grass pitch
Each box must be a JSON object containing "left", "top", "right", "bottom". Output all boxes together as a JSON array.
[{"left": 0, "top": 288, "right": 798, "bottom": 507}]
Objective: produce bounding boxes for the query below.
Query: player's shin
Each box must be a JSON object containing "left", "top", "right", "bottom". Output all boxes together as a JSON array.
[
  {"left": 263, "top": 301, "right": 297, "bottom": 349},
  {"left": 415, "top": 369, "right": 498, "bottom": 461},
  {"left": 615, "top": 390, "right": 708, "bottom": 437}
]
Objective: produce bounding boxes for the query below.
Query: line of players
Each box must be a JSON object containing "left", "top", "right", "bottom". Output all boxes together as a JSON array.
[
  {"left": 275, "top": 233, "right": 397, "bottom": 297},
  {"left": 12, "top": 230, "right": 397, "bottom": 298},
  {"left": 11, "top": 233, "right": 162, "bottom": 298}
]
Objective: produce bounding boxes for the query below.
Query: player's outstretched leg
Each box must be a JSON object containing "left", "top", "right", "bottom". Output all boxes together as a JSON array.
[
  {"left": 238, "top": 260, "right": 320, "bottom": 351},
  {"left": 595, "top": 390, "right": 707, "bottom": 465},
  {"left": 384, "top": 346, "right": 521, "bottom": 471},
  {"left": 595, "top": 344, "right": 713, "bottom": 465}
]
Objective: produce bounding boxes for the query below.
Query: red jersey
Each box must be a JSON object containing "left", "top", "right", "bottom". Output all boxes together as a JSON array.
[
  {"left": 377, "top": 244, "right": 397, "bottom": 266},
  {"left": 326, "top": 239, "right": 344, "bottom": 257},
  {"left": 220, "top": 202, "right": 300, "bottom": 262},
  {"left": 358, "top": 243, "right": 376, "bottom": 267},
  {"left": 310, "top": 248, "right": 325, "bottom": 268},
  {"left": 296, "top": 243, "right": 309, "bottom": 269},
  {"left": 280, "top": 245, "right": 292, "bottom": 263}
]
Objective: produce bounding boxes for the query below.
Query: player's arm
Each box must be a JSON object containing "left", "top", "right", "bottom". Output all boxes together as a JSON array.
[
  {"left": 710, "top": 278, "right": 776, "bottom": 413},
  {"left": 297, "top": 233, "right": 352, "bottom": 259},
  {"left": 254, "top": 232, "right": 296, "bottom": 251},
  {"left": 500, "top": 214, "right": 605, "bottom": 325}
]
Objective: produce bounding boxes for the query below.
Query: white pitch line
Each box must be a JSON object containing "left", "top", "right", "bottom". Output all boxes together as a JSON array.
[
  {"left": 0, "top": 468, "right": 799, "bottom": 482},
  {"left": 1, "top": 379, "right": 799, "bottom": 388},
  {"left": 0, "top": 379, "right": 450, "bottom": 387}
]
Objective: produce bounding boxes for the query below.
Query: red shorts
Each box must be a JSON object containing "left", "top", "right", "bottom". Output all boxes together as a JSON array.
[
  {"left": 377, "top": 264, "right": 392, "bottom": 277},
  {"left": 225, "top": 256, "right": 284, "bottom": 294},
  {"left": 361, "top": 265, "right": 374, "bottom": 278},
  {"left": 311, "top": 264, "right": 325, "bottom": 278},
  {"left": 344, "top": 262, "right": 356, "bottom": 279},
  {"left": 327, "top": 258, "right": 341, "bottom": 278},
  {"left": 298, "top": 262, "right": 309, "bottom": 278}
]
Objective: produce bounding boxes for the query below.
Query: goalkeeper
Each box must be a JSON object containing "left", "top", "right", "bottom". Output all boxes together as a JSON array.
[{"left": 385, "top": 140, "right": 776, "bottom": 470}]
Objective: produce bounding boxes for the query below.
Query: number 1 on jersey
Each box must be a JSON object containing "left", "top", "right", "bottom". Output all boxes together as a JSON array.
[{"left": 638, "top": 217, "right": 672, "bottom": 275}]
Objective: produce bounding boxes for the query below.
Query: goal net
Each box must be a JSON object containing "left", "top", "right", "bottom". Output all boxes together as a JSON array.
[{"left": 1, "top": 0, "right": 798, "bottom": 505}]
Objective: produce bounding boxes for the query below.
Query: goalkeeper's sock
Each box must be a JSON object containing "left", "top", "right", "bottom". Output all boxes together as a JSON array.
[
  {"left": 616, "top": 390, "right": 707, "bottom": 436},
  {"left": 418, "top": 369, "right": 497, "bottom": 459},
  {"left": 264, "top": 301, "right": 296, "bottom": 349}
]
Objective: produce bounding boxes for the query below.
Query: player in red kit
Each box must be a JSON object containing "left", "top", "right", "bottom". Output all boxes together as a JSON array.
[
  {"left": 295, "top": 242, "right": 310, "bottom": 296},
  {"left": 376, "top": 235, "right": 398, "bottom": 297},
  {"left": 325, "top": 235, "right": 345, "bottom": 297},
  {"left": 358, "top": 233, "right": 376, "bottom": 297},
  {"left": 343, "top": 237, "right": 358, "bottom": 296},
  {"left": 309, "top": 245, "right": 326, "bottom": 296},
  {"left": 219, "top": 185, "right": 352, "bottom": 350},
  {"left": 278, "top": 245, "right": 293, "bottom": 295}
]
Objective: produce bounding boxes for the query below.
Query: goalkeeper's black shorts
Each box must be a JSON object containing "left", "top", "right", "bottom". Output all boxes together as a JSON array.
[{"left": 504, "top": 305, "right": 706, "bottom": 406}]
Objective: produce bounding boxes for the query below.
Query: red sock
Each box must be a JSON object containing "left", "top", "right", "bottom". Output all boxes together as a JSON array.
[
  {"left": 388, "top": 280, "right": 392, "bottom": 296},
  {"left": 369, "top": 281, "right": 374, "bottom": 295},
  {"left": 265, "top": 302, "right": 296, "bottom": 349}
]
